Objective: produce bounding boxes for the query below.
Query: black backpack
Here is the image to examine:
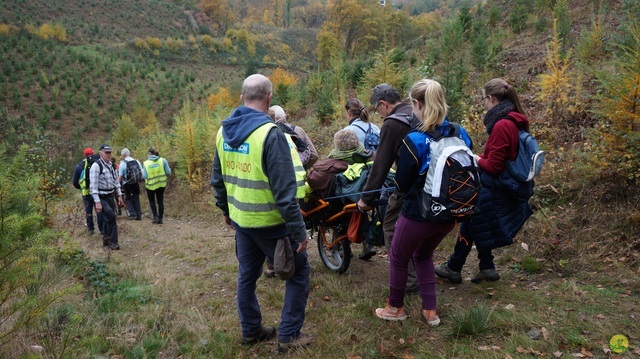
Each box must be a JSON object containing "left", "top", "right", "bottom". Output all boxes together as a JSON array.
[
  {"left": 125, "top": 160, "right": 143, "bottom": 183},
  {"left": 82, "top": 154, "right": 102, "bottom": 190}
]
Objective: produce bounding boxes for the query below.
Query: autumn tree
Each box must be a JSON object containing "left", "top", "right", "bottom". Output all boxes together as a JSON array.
[
  {"left": 207, "top": 86, "right": 238, "bottom": 111},
  {"left": 270, "top": 68, "right": 298, "bottom": 106},
  {"left": 318, "top": 0, "right": 382, "bottom": 62},
  {"left": 592, "top": 20, "right": 640, "bottom": 182},
  {"left": 537, "top": 20, "right": 573, "bottom": 132},
  {"left": 172, "top": 103, "right": 219, "bottom": 199},
  {"left": 199, "top": 0, "right": 235, "bottom": 35}
]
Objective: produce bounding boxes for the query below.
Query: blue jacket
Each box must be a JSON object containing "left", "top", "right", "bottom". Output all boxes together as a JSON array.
[{"left": 395, "top": 119, "right": 473, "bottom": 221}]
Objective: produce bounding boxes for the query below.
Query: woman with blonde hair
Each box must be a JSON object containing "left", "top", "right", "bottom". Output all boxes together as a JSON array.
[{"left": 375, "top": 79, "right": 473, "bottom": 326}]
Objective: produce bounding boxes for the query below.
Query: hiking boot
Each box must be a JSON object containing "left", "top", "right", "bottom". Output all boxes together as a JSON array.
[
  {"left": 471, "top": 269, "right": 500, "bottom": 283},
  {"left": 375, "top": 301, "right": 407, "bottom": 321},
  {"left": 422, "top": 309, "right": 440, "bottom": 327},
  {"left": 358, "top": 243, "right": 377, "bottom": 261},
  {"left": 109, "top": 245, "right": 120, "bottom": 250},
  {"left": 434, "top": 262, "right": 462, "bottom": 284},
  {"left": 241, "top": 326, "right": 276, "bottom": 345},
  {"left": 277, "top": 333, "right": 313, "bottom": 354},
  {"left": 405, "top": 285, "right": 420, "bottom": 296}
]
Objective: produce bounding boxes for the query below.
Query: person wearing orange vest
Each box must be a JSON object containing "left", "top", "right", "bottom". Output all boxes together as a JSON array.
[{"left": 142, "top": 147, "right": 171, "bottom": 224}]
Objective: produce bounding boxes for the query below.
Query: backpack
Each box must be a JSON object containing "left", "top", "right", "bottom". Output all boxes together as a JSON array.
[
  {"left": 125, "top": 160, "right": 143, "bottom": 183},
  {"left": 353, "top": 123, "right": 380, "bottom": 151},
  {"left": 419, "top": 124, "right": 480, "bottom": 223},
  {"left": 506, "top": 130, "right": 545, "bottom": 182},
  {"left": 81, "top": 154, "right": 102, "bottom": 191}
]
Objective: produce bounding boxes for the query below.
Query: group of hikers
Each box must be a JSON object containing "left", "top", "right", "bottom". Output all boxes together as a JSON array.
[
  {"left": 71, "top": 72, "right": 533, "bottom": 352},
  {"left": 72, "top": 145, "right": 171, "bottom": 249},
  {"left": 211, "top": 74, "right": 535, "bottom": 353}
]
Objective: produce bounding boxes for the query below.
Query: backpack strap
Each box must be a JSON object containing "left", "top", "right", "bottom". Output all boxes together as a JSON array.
[
  {"left": 352, "top": 123, "right": 367, "bottom": 133},
  {"left": 425, "top": 123, "right": 460, "bottom": 141},
  {"left": 386, "top": 113, "right": 413, "bottom": 126}
]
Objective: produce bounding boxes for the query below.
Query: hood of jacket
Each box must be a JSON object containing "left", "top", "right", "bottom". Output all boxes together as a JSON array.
[
  {"left": 221, "top": 106, "right": 273, "bottom": 148},
  {"left": 148, "top": 155, "right": 160, "bottom": 161},
  {"left": 505, "top": 111, "right": 530, "bottom": 130}
]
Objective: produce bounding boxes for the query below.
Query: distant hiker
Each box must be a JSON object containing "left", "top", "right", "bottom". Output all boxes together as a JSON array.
[
  {"left": 211, "top": 74, "right": 312, "bottom": 353},
  {"left": 72, "top": 147, "right": 104, "bottom": 234},
  {"left": 90, "top": 144, "right": 124, "bottom": 250},
  {"left": 375, "top": 79, "right": 474, "bottom": 326},
  {"left": 356, "top": 83, "right": 420, "bottom": 295},
  {"left": 142, "top": 147, "right": 171, "bottom": 224},
  {"left": 118, "top": 148, "right": 143, "bottom": 220},
  {"left": 342, "top": 98, "right": 380, "bottom": 151},
  {"left": 270, "top": 105, "right": 319, "bottom": 168},
  {"left": 435, "top": 78, "right": 534, "bottom": 284}
]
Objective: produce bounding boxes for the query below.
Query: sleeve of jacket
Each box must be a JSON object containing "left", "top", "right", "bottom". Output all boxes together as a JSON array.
[
  {"left": 360, "top": 120, "right": 406, "bottom": 205},
  {"left": 296, "top": 127, "right": 319, "bottom": 167},
  {"left": 89, "top": 162, "right": 101, "bottom": 203},
  {"left": 263, "top": 128, "right": 307, "bottom": 242},
  {"left": 211, "top": 151, "right": 229, "bottom": 217},
  {"left": 478, "top": 120, "right": 515, "bottom": 175},
  {"left": 72, "top": 163, "right": 82, "bottom": 189},
  {"left": 163, "top": 158, "right": 172, "bottom": 176},
  {"left": 393, "top": 139, "right": 420, "bottom": 194}
]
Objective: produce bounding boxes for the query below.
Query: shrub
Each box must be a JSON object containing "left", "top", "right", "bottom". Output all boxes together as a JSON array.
[
  {"left": 200, "top": 34, "right": 213, "bottom": 47},
  {"left": 449, "top": 306, "right": 492, "bottom": 337},
  {"left": 146, "top": 37, "right": 162, "bottom": 50}
]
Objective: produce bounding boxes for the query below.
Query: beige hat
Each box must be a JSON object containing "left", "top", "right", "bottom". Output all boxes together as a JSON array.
[{"left": 333, "top": 129, "right": 360, "bottom": 151}]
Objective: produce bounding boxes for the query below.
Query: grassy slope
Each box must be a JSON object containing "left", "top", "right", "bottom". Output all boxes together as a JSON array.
[{"left": 0, "top": 0, "right": 316, "bottom": 156}]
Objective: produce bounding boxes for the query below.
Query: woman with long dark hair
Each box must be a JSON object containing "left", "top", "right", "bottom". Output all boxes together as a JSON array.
[{"left": 435, "top": 78, "right": 533, "bottom": 284}]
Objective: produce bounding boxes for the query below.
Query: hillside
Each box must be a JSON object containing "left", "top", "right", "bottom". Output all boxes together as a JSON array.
[{"left": 0, "top": 0, "right": 319, "bottom": 157}]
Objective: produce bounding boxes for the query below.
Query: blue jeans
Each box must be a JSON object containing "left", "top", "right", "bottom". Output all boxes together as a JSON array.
[
  {"left": 235, "top": 230, "right": 310, "bottom": 342},
  {"left": 447, "top": 221, "right": 495, "bottom": 272},
  {"left": 83, "top": 195, "right": 104, "bottom": 232}
]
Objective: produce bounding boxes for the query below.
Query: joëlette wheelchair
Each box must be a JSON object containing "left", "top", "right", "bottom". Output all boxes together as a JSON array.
[{"left": 300, "top": 153, "right": 393, "bottom": 274}]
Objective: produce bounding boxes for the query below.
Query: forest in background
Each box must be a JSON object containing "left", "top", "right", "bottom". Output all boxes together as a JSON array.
[{"left": 1, "top": 0, "right": 639, "bottom": 357}]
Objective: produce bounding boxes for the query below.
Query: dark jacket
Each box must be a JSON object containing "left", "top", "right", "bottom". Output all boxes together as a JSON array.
[
  {"left": 211, "top": 106, "right": 307, "bottom": 242},
  {"left": 463, "top": 172, "right": 532, "bottom": 251},
  {"left": 360, "top": 102, "right": 414, "bottom": 205},
  {"left": 306, "top": 158, "right": 350, "bottom": 198},
  {"left": 72, "top": 159, "right": 84, "bottom": 190},
  {"left": 465, "top": 111, "right": 533, "bottom": 250}
]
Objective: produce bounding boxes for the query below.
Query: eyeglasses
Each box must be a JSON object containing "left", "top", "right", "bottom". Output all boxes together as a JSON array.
[
  {"left": 374, "top": 101, "right": 383, "bottom": 115},
  {"left": 481, "top": 95, "right": 491, "bottom": 101},
  {"left": 104, "top": 152, "right": 112, "bottom": 155}
]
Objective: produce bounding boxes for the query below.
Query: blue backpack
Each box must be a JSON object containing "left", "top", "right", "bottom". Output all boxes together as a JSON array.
[
  {"left": 506, "top": 130, "right": 545, "bottom": 182},
  {"left": 353, "top": 123, "right": 380, "bottom": 151}
]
